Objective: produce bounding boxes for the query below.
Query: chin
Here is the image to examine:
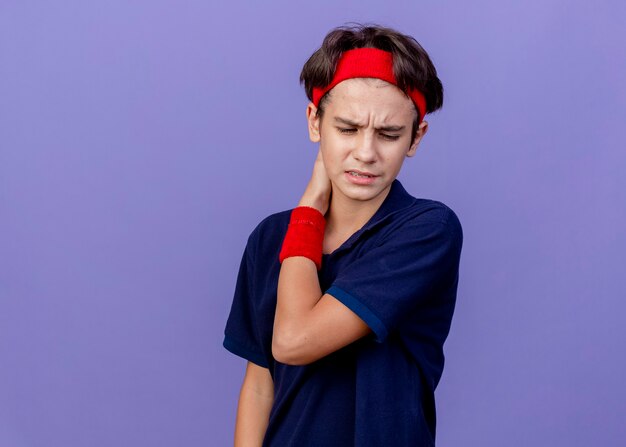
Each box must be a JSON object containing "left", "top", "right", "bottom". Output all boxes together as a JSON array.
[{"left": 333, "top": 179, "right": 388, "bottom": 202}]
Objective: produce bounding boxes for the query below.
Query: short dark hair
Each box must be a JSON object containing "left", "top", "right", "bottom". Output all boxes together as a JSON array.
[{"left": 299, "top": 22, "right": 444, "bottom": 144}]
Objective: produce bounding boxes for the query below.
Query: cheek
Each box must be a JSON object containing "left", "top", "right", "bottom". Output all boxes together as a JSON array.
[
  {"left": 392, "top": 152, "right": 409, "bottom": 168},
  {"left": 319, "top": 140, "right": 341, "bottom": 163},
  {"left": 379, "top": 151, "right": 404, "bottom": 171},
  {"left": 318, "top": 145, "right": 332, "bottom": 170}
]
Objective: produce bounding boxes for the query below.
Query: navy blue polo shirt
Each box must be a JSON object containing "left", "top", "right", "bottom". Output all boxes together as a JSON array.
[{"left": 223, "top": 178, "right": 463, "bottom": 446}]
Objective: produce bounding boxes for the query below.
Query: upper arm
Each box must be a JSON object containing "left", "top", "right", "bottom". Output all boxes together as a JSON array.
[
  {"left": 223, "top": 235, "right": 270, "bottom": 369},
  {"left": 242, "top": 361, "right": 274, "bottom": 399},
  {"left": 274, "top": 292, "right": 373, "bottom": 366}
]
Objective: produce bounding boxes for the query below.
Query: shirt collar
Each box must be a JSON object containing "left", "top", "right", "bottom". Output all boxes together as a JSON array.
[
  {"left": 361, "top": 178, "right": 416, "bottom": 231},
  {"left": 324, "top": 178, "right": 417, "bottom": 256}
]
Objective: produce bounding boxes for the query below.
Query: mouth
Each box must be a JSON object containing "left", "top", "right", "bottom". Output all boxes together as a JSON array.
[
  {"left": 346, "top": 170, "right": 379, "bottom": 178},
  {"left": 345, "top": 170, "right": 379, "bottom": 185}
]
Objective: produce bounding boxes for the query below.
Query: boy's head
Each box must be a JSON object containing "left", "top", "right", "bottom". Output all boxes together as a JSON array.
[
  {"left": 300, "top": 23, "right": 444, "bottom": 147},
  {"left": 298, "top": 23, "right": 444, "bottom": 205}
]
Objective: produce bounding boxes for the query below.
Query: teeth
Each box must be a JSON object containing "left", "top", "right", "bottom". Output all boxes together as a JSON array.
[{"left": 349, "top": 171, "right": 372, "bottom": 178}]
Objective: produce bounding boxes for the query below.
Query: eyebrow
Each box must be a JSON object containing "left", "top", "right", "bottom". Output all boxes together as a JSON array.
[{"left": 334, "top": 116, "right": 406, "bottom": 132}]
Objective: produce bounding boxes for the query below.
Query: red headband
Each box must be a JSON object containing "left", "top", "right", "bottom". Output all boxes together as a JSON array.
[{"left": 311, "top": 47, "right": 427, "bottom": 123}]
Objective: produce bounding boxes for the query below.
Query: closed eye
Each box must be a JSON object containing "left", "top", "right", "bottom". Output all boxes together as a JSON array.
[
  {"left": 380, "top": 134, "right": 400, "bottom": 141},
  {"left": 338, "top": 127, "right": 400, "bottom": 140},
  {"left": 338, "top": 127, "right": 357, "bottom": 134}
]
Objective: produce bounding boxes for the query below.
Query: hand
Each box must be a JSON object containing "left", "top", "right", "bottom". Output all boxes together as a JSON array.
[{"left": 298, "top": 147, "right": 332, "bottom": 216}]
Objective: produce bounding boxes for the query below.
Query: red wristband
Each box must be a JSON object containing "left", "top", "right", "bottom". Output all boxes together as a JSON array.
[{"left": 279, "top": 206, "right": 326, "bottom": 270}]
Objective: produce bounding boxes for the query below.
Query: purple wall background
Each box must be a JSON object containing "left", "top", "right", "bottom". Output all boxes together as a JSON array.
[{"left": 1, "top": 1, "right": 624, "bottom": 446}]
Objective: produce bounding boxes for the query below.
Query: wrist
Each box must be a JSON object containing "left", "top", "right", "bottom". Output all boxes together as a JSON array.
[
  {"left": 298, "top": 194, "right": 327, "bottom": 216},
  {"left": 279, "top": 206, "right": 326, "bottom": 270}
]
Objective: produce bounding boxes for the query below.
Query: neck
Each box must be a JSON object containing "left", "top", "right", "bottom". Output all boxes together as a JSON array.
[{"left": 325, "top": 183, "right": 392, "bottom": 236}]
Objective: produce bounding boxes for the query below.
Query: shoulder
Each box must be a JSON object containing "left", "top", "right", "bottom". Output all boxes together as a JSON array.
[
  {"left": 388, "top": 197, "right": 463, "bottom": 241},
  {"left": 417, "top": 199, "right": 462, "bottom": 235},
  {"left": 244, "top": 208, "right": 293, "bottom": 256},
  {"left": 250, "top": 208, "right": 292, "bottom": 238}
]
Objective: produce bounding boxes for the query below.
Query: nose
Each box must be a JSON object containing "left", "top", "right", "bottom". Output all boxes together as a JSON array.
[{"left": 352, "top": 133, "right": 377, "bottom": 163}]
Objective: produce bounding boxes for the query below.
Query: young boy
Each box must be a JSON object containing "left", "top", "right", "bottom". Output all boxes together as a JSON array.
[{"left": 223, "top": 23, "right": 463, "bottom": 446}]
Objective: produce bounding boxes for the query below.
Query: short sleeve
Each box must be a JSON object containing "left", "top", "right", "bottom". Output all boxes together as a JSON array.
[
  {"left": 325, "top": 209, "right": 463, "bottom": 344},
  {"left": 222, "top": 239, "right": 269, "bottom": 368}
]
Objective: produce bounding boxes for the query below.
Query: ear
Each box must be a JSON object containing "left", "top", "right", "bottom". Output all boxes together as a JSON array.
[
  {"left": 406, "top": 120, "right": 428, "bottom": 157},
  {"left": 306, "top": 102, "right": 321, "bottom": 143}
]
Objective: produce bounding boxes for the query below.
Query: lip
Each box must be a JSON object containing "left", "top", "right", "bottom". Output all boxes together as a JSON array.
[
  {"left": 345, "top": 170, "right": 379, "bottom": 185},
  {"left": 346, "top": 169, "right": 379, "bottom": 177}
]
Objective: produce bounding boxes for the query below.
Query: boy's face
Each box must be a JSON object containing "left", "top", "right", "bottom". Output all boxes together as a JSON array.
[{"left": 306, "top": 77, "right": 428, "bottom": 207}]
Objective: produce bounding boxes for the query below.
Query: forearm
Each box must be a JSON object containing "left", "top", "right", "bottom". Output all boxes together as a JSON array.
[
  {"left": 234, "top": 384, "right": 274, "bottom": 447},
  {"left": 274, "top": 256, "right": 323, "bottom": 348},
  {"left": 272, "top": 169, "right": 328, "bottom": 362}
]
